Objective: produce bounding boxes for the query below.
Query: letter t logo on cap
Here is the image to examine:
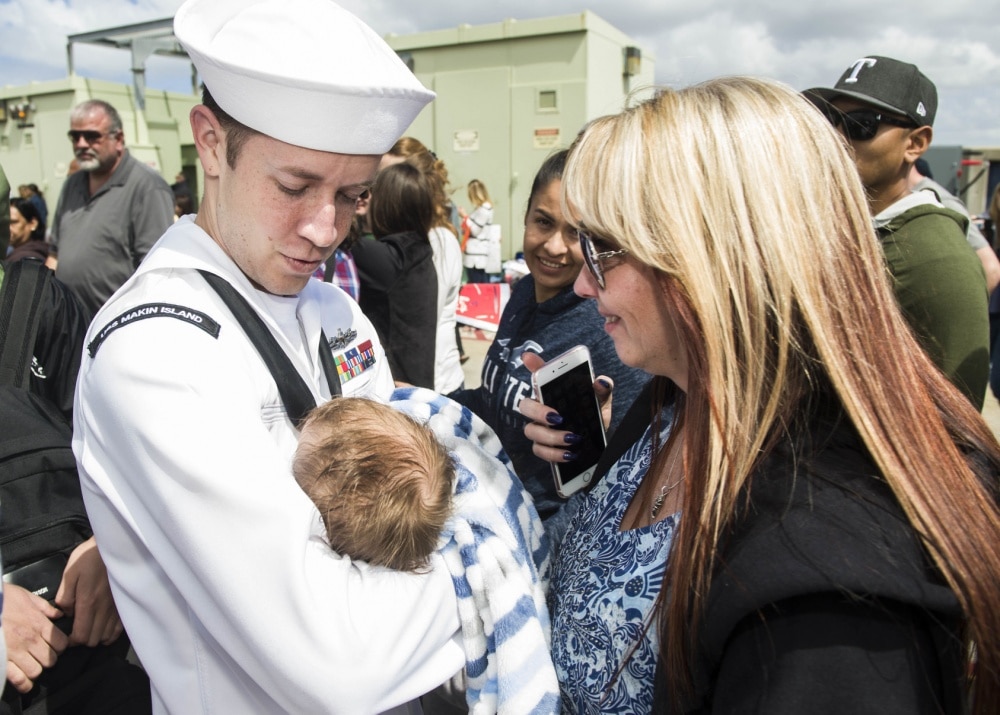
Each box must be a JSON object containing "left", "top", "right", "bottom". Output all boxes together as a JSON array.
[{"left": 844, "top": 57, "right": 877, "bottom": 84}]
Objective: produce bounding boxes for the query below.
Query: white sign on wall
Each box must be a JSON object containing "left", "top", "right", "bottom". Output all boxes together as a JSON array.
[
  {"left": 533, "top": 127, "right": 561, "bottom": 149},
  {"left": 454, "top": 129, "right": 480, "bottom": 152}
]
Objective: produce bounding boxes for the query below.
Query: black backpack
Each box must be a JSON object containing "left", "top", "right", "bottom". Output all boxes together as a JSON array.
[
  {"left": 0, "top": 261, "right": 155, "bottom": 715},
  {"left": 0, "top": 260, "right": 91, "bottom": 598}
]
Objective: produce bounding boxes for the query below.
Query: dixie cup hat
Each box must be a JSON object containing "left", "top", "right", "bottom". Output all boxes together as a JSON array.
[
  {"left": 173, "top": 0, "right": 435, "bottom": 155},
  {"left": 806, "top": 55, "right": 937, "bottom": 127}
]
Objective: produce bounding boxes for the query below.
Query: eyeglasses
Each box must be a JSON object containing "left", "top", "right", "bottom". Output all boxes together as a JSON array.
[
  {"left": 578, "top": 229, "right": 628, "bottom": 289},
  {"left": 68, "top": 130, "right": 114, "bottom": 144},
  {"left": 819, "top": 106, "right": 916, "bottom": 142}
]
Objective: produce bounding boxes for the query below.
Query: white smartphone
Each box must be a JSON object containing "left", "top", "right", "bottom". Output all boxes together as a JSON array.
[{"left": 531, "top": 345, "right": 608, "bottom": 497}]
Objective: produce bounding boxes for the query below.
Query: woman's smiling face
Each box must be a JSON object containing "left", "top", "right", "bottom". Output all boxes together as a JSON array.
[{"left": 522, "top": 179, "right": 584, "bottom": 303}]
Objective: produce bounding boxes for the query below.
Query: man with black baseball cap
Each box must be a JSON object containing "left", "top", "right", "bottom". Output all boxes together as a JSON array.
[{"left": 807, "top": 56, "right": 989, "bottom": 408}]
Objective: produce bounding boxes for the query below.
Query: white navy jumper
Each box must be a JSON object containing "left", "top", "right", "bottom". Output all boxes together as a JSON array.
[{"left": 73, "top": 216, "right": 463, "bottom": 714}]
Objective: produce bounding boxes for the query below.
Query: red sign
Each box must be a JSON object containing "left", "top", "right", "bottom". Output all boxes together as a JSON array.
[{"left": 457, "top": 283, "right": 510, "bottom": 332}]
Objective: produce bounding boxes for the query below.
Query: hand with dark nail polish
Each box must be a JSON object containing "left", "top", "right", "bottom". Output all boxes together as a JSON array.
[
  {"left": 546, "top": 412, "right": 564, "bottom": 426},
  {"left": 562, "top": 451, "right": 578, "bottom": 461},
  {"left": 564, "top": 433, "right": 582, "bottom": 445}
]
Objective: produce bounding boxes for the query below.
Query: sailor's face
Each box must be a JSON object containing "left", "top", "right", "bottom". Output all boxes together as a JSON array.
[{"left": 214, "top": 132, "right": 378, "bottom": 296}]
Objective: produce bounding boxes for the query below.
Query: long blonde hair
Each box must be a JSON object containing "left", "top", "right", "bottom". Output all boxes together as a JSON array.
[{"left": 563, "top": 76, "right": 1000, "bottom": 709}]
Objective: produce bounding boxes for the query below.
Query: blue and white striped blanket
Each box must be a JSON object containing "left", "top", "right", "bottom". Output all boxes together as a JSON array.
[{"left": 390, "top": 388, "right": 559, "bottom": 715}]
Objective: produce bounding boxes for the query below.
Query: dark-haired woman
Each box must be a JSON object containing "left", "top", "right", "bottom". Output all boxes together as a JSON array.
[
  {"left": 7, "top": 197, "right": 49, "bottom": 263},
  {"left": 451, "top": 150, "right": 647, "bottom": 545},
  {"left": 352, "top": 161, "right": 438, "bottom": 388}
]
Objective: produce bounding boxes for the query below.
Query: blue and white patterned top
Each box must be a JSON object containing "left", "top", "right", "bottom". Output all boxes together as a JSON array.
[{"left": 549, "top": 417, "right": 677, "bottom": 714}]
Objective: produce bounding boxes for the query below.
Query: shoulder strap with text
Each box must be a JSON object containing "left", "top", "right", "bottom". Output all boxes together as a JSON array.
[{"left": 198, "top": 270, "right": 340, "bottom": 427}]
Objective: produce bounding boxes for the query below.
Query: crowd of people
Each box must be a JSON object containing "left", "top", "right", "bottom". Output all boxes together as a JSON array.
[{"left": 3, "top": 0, "right": 1000, "bottom": 713}]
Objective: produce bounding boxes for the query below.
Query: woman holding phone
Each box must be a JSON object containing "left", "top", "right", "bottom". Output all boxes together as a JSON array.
[
  {"left": 450, "top": 150, "right": 647, "bottom": 545},
  {"left": 521, "top": 77, "right": 1000, "bottom": 713}
]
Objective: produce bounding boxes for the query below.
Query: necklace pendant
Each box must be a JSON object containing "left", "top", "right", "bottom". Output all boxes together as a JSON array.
[{"left": 651, "top": 486, "right": 667, "bottom": 520}]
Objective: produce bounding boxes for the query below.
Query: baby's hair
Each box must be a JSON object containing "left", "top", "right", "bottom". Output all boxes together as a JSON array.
[{"left": 294, "top": 398, "right": 455, "bottom": 572}]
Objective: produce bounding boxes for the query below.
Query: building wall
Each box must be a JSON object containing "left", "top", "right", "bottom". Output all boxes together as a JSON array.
[{"left": 388, "top": 12, "right": 656, "bottom": 263}]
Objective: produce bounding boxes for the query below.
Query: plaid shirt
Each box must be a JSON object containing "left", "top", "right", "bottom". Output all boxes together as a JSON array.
[{"left": 317, "top": 249, "right": 361, "bottom": 301}]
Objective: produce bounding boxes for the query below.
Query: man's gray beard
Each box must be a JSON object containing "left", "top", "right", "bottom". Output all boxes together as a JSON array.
[{"left": 76, "top": 157, "right": 100, "bottom": 172}]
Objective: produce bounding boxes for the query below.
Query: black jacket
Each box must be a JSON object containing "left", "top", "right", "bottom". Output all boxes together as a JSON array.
[
  {"left": 602, "top": 386, "right": 968, "bottom": 714},
  {"left": 6, "top": 239, "right": 50, "bottom": 264},
  {"left": 352, "top": 232, "right": 437, "bottom": 389}
]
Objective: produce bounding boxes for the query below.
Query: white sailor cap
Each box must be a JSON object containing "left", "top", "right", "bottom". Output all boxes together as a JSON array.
[{"left": 173, "top": 0, "right": 435, "bottom": 155}]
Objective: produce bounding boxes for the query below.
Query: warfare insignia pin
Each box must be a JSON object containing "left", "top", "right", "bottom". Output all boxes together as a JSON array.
[{"left": 328, "top": 328, "right": 357, "bottom": 351}]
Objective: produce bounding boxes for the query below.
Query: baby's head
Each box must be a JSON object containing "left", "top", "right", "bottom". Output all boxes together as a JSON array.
[{"left": 293, "top": 397, "right": 455, "bottom": 572}]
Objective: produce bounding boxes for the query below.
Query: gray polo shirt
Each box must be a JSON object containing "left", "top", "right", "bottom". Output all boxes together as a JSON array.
[{"left": 51, "top": 150, "right": 175, "bottom": 320}]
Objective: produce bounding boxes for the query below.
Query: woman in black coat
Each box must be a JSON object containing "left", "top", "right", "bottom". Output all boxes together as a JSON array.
[{"left": 352, "top": 162, "right": 437, "bottom": 388}]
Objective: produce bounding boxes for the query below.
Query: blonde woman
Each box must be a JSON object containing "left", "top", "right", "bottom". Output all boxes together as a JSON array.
[
  {"left": 522, "top": 76, "right": 1000, "bottom": 713},
  {"left": 460, "top": 179, "right": 500, "bottom": 283}
]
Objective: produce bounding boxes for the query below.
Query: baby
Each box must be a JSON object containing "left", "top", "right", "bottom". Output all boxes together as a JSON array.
[
  {"left": 294, "top": 389, "right": 559, "bottom": 714},
  {"left": 293, "top": 396, "right": 455, "bottom": 571}
]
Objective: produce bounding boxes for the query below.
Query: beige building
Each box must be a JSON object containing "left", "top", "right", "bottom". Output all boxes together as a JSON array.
[
  {"left": 1, "top": 12, "right": 655, "bottom": 260},
  {"left": 385, "top": 12, "right": 656, "bottom": 258}
]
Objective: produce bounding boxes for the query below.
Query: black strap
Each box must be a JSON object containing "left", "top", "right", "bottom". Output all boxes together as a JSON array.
[
  {"left": 317, "top": 329, "right": 342, "bottom": 398},
  {"left": 586, "top": 379, "right": 657, "bottom": 492},
  {"left": 198, "top": 270, "right": 340, "bottom": 427},
  {"left": 0, "top": 260, "right": 50, "bottom": 389}
]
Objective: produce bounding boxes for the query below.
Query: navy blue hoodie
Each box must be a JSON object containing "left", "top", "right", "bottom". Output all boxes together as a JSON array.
[{"left": 452, "top": 275, "right": 648, "bottom": 519}]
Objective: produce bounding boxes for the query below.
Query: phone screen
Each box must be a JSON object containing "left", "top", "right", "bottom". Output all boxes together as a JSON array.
[{"left": 538, "top": 362, "right": 605, "bottom": 484}]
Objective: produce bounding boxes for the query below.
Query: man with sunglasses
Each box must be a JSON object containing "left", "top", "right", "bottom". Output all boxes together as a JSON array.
[
  {"left": 807, "top": 56, "right": 989, "bottom": 408},
  {"left": 48, "top": 100, "right": 174, "bottom": 322}
]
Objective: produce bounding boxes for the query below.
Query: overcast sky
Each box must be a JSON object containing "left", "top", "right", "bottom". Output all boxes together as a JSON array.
[{"left": 2, "top": 0, "right": 997, "bottom": 147}]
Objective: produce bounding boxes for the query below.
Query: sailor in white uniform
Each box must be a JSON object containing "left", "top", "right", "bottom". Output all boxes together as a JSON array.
[{"left": 72, "top": 1, "right": 463, "bottom": 712}]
